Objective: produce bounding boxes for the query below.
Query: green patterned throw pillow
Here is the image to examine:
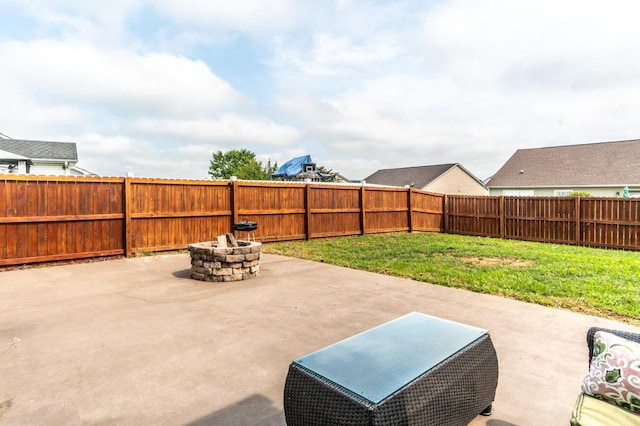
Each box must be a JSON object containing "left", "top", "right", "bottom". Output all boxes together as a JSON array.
[{"left": 581, "top": 331, "right": 640, "bottom": 414}]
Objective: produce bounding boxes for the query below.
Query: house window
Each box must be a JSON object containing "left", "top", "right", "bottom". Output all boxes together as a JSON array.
[
  {"left": 554, "top": 190, "right": 573, "bottom": 197},
  {"left": 305, "top": 165, "right": 314, "bottom": 172}
]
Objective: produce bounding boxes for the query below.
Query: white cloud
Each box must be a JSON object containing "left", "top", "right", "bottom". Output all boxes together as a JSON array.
[
  {"left": 0, "top": 39, "right": 243, "bottom": 119},
  {"left": 423, "top": 0, "right": 640, "bottom": 90},
  {"left": 134, "top": 114, "right": 300, "bottom": 146},
  {"left": 76, "top": 133, "right": 139, "bottom": 154},
  {"left": 1, "top": 0, "right": 143, "bottom": 45},
  {"left": 273, "top": 33, "right": 399, "bottom": 77},
  {"left": 152, "top": 0, "right": 298, "bottom": 35},
  {"left": 71, "top": 133, "right": 152, "bottom": 177},
  {"left": 73, "top": 133, "right": 217, "bottom": 179}
]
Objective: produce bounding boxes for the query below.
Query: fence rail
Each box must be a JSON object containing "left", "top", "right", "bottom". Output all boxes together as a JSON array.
[{"left": 2, "top": 176, "right": 639, "bottom": 267}]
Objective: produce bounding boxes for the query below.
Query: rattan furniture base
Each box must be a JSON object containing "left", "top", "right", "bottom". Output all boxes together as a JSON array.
[{"left": 284, "top": 313, "right": 498, "bottom": 426}]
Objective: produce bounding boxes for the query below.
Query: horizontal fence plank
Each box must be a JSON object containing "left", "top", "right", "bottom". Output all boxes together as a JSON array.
[
  {"left": 0, "top": 249, "right": 125, "bottom": 267},
  {"left": 448, "top": 212, "right": 501, "bottom": 219},
  {"left": 237, "top": 209, "right": 306, "bottom": 215},
  {"left": 412, "top": 207, "right": 444, "bottom": 215},
  {"left": 364, "top": 227, "right": 410, "bottom": 234},
  {"left": 505, "top": 216, "right": 575, "bottom": 223},
  {"left": 310, "top": 208, "right": 361, "bottom": 214},
  {"left": 130, "top": 211, "right": 232, "bottom": 219},
  {"left": 0, "top": 213, "right": 124, "bottom": 223},
  {"left": 412, "top": 227, "right": 442, "bottom": 232},
  {"left": 366, "top": 207, "right": 409, "bottom": 213}
]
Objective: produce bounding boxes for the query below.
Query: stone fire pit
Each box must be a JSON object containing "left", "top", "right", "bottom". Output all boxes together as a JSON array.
[{"left": 188, "top": 239, "right": 261, "bottom": 282}]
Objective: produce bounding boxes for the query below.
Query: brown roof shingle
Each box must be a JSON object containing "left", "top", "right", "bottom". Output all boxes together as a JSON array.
[{"left": 488, "top": 139, "right": 640, "bottom": 187}]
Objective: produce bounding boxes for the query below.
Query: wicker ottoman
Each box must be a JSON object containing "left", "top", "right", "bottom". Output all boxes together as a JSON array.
[{"left": 284, "top": 312, "right": 498, "bottom": 426}]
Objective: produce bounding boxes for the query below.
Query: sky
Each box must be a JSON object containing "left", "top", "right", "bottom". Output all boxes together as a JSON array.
[{"left": 1, "top": 0, "right": 640, "bottom": 181}]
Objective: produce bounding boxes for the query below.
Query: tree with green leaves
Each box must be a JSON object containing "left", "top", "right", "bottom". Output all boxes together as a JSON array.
[{"left": 208, "top": 149, "right": 278, "bottom": 180}]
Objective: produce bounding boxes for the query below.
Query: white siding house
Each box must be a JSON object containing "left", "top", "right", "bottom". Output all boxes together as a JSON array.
[
  {"left": 487, "top": 139, "right": 640, "bottom": 197},
  {"left": 0, "top": 139, "right": 95, "bottom": 176}
]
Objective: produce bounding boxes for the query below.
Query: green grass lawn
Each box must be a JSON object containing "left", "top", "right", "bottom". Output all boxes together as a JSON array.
[{"left": 263, "top": 232, "right": 640, "bottom": 325}]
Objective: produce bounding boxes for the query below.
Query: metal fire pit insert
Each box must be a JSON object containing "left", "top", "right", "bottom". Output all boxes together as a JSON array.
[{"left": 234, "top": 220, "right": 258, "bottom": 241}]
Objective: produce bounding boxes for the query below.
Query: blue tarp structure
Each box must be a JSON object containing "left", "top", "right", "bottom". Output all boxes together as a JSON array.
[
  {"left": 271, "top": 155, "right": 332, "bottom": 179},
  {"left": 271, "top": 155, "right": 312, "bottom": 178}
]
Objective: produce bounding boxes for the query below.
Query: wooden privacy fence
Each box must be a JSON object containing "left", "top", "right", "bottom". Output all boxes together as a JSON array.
[
  {"left": 3, "top": 175, "right": 639, "bottom": 267},
  {"left": 0, "top": 176, "right": 444, "bottom": 266},
  {"left": 446, "top": 195, "right": 640, "bottom": 250}
]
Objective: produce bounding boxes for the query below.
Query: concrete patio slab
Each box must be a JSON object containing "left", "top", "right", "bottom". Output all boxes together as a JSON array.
[{"left": 0, "top": 253, "right": 638, "bottom": 425}]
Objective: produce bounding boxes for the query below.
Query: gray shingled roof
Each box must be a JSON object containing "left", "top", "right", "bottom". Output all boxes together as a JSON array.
[
  {"left": 364, "top": 164, "right": 458, "bottom": 188},
  {"left": 488, "top": 139, "right": 640, "bottom": 187},
  {"left": 0, "top": 139, "right": 78, "bottom": 161},
  {"left": 0, "top": 148, "right": 29, "bottom": 160}
]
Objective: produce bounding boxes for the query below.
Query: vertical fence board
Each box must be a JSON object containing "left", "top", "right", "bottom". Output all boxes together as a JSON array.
[
  {"left": 15, "top": 181, "right": 29, "bottom": 259},
  {"left": 25, "top": 181, "right": 38, "bottom": 258},
  {"left": 0, "top": 180, "right": 6, "bottom": 260},
  {"left": 359, "top": 185, "right": 366, "bottom": 235},
  {"left": 4, "top": 180, "right": 17, "bottom": 260}
]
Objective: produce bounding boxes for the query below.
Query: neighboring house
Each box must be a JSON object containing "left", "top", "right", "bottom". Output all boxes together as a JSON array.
[
  {"left": 364, "top": 163, "right": 488, "bottom": 195},
  {"left": 271, "top": 155, "right": 349, "bottom": 182},
  {"left": 487, "top": 139, "right": 640, "bottom": 197},
  {"left": 0, "top": 139, "right": 96, "bottom": 176}
]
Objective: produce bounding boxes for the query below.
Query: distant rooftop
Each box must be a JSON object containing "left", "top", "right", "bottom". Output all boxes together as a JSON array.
[
  {"left": 488, "top": 139, "right": 640, "bottom": 187},
  {"left": 0, "top": 139, "right": 78, "bottom": 161},
  {"left": 365, "top": 164, "right": 458, "bottom": 188}
]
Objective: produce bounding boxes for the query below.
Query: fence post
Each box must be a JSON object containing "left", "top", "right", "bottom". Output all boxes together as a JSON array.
[
  {"left": 360, "top": 184, "right": 366, "bottom": 235},
  {"left": 124, "top": 177, "right": 133, "bottom": 257},
  {"left": 305, "top": 183, "right": 311, "bottom": 240},
  {"left": 231, "top": 179, "right": 239, "bottom": 228},
  {"left": 575, "top": 196, "right": 581, "bottom": 246},
  {"left": 500, "top": 196, "right": 505, "bottom": 239},
  {"left": 442, "top": 194, "right": 448, "bottom": 233},
  {"left": 407, "top": 188, "right": 413, "bottom": 232}
]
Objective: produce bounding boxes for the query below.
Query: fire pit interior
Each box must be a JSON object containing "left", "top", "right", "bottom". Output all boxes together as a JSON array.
[{"left": 188, "top": 235, "right": 261, "bottom": 282}]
